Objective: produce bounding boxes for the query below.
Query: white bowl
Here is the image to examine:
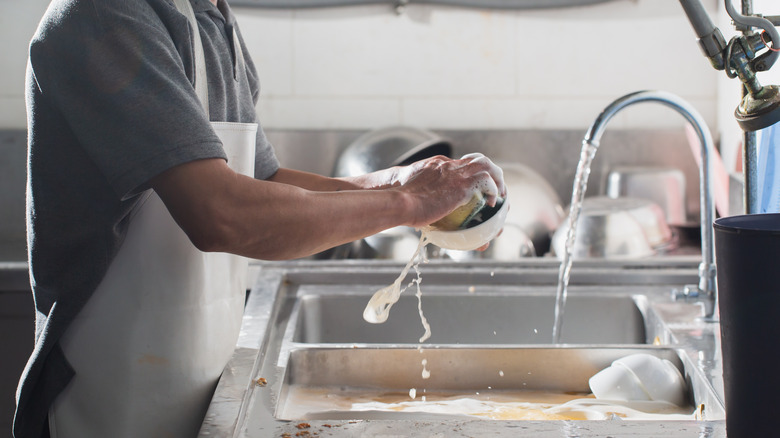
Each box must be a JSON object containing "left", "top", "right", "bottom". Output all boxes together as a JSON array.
[
  {"left": 587, "top": 362, "right": 651, "bottom": 402},
  {"left": 423, "top": 198, "right": 509, "bottom": 251},
  {"left": 614, "top": 354, "right": 687, "bottom": 406},
  {"left": 589, "top": 353, "right": 687, "bottom": 406}
]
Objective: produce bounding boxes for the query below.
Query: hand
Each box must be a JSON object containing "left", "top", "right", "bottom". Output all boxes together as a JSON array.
[
  {"left": 457, "top": 153, "right": 507, "bottom": 206},
  {"left": 393, "top": 153, "right": 506, "bottom": 229}
]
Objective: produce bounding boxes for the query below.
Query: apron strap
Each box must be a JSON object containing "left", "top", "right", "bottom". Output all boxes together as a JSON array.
[
  {"left": 171, "top": 0, "right": 248, "bottom": 119},
  {"left": 171, "top": 0, "right": 210, "bottom": 117}
]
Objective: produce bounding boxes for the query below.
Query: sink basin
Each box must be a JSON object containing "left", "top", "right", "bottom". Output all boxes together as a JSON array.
[
  {"left": 287, "top": 290, "right": 648, "bottom": 345},
  {"left": 200, "top": 264, "right": 727, "bottom": 437},
  {"left": 275, "top": 346, "right": 724, "bottom": 421}
]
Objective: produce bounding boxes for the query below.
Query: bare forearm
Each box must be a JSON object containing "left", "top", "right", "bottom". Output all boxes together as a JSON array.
[
  {"left": 222, "top": 177, "right": 411, "bottom": 259},
  {"left": 154, "top": 161, "right": 414, "bottom": 260},
  {"left": 268, "top": 167, "right": 400, "bottom": 191},
  {"left": 153, "top": 155, "right": 505, "bottom": 261}
]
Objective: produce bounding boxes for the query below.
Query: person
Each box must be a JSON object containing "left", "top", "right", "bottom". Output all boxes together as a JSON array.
[{"left": 14, "top": 0, "right": 506, "bottom": 437}]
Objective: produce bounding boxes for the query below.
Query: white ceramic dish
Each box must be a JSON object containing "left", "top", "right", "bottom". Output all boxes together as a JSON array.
[
  {"left": 423, "top": 198, "right": 509, "bottom": 251},
  {"left": 589, "top": 353, "right": 687, "bottom": 406}
]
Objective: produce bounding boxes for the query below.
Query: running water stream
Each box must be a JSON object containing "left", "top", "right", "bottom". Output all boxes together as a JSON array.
[{"left": 552, "top": 141, "right": 599, "bottom": 344}]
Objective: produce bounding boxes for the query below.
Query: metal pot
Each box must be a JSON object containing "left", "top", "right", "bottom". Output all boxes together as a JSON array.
[
  {"left": 333, "top": 126, "right": 452, "bottom": 178},
  {"left": 606, "top": 166, "right": 688, "bottom": 226},
  {"left": 501, "top": 163, "right": 564, "bottom": 256},
  {"left": 551, "top": 196, "right": 674, "bottom": 260}
]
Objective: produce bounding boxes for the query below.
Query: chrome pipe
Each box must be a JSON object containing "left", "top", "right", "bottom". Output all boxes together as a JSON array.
[{"left": 740, "top": 0, "right": 761, "bottom": 214}]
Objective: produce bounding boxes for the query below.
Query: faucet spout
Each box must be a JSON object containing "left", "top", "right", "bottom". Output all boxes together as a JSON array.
[{"left": 583, "top": 90, "right": 717, "bottom": 320}]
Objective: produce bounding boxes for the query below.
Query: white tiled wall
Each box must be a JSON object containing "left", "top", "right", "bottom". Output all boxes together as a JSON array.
[
  {"left": 237, "top": 0, "right": 720, "bottom": 130},
  {"left": 2, "top": 0, "right": 721, "bottom": 132}
]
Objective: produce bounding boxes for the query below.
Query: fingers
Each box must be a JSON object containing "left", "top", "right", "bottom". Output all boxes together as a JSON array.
[
  {"left": 392, "top": 153, "right": 505, "bottom": 217},
  {"left": 393, "top": 155, "right": 449, "bottom": 186},
  {"left": 475, "top": 242, "right": 491, "bottom": 252},
  {"left": 459, "top": 153, "right": 507, "bottom": 205},
  {"left": 477, "top": 171, "right": 500, "bottom": 206}
]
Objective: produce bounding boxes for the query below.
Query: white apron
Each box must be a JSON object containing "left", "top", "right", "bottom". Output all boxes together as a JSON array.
[{"left": 49, "top": 1, "right": 256, "bottom": 436}]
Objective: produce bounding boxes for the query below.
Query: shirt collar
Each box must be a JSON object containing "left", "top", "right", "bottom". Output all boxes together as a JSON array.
[{"left": 190, "top": 0, "right": 236, "bottom": 27}]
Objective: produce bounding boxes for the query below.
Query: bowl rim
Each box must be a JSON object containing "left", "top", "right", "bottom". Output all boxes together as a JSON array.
[{"left": 423, "top": 198, "right": 509, "bottom": 251}]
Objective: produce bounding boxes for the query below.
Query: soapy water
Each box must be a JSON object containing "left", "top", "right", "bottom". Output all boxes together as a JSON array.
[
  {"left": 363, "top": 232, "right": 433, "bottom": 386},
  {"left": 364, "top": 153, "right": 504, "bottom": 327},
  {"left": 280, "top": 387, "right": 698, "bottom": 421},
  {"left": 461, "top": 153, "right": 503, "bottom": 200},
  {"left": 413, "top": 253, "right": 431, "bottom": 343},
  {"left": 364, "top": 192, "right": 503, "bottom": 384},
  {"left": 362, "top": 171, "right": 503, "bottom": 389},
  {"left": 363, "top": 233, "right": 430, "bottom": 331},
  {"left": 552, "top": 141, "right": 598, "bottom": 344},
  {"left": 421, "top": 359, "right": 431, "bottom": 379}
]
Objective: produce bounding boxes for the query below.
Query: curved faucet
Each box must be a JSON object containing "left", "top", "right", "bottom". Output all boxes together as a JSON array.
[{"left": 583, "top": 90, "right": 717, "bottom": 320}]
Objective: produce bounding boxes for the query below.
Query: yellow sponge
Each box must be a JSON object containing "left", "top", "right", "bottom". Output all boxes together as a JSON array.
[{"left": 430, "top": 192, "right": 487, "bottom": 231}]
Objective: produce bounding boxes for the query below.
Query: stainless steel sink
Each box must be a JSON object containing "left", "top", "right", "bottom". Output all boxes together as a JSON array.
[
  {"left": 275, "top": 346, "right": 724, "bottom": 422},
  {"left": 200, "top": 262, "right": 727, "bottom": 437},
  {"left": 287, "top": 289, "right": 648, "bottom": 345}
]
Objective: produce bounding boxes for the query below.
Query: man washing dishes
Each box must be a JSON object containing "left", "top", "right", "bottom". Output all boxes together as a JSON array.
[{"left": 14, "top": 0, "right": 506, "bottom": 436}]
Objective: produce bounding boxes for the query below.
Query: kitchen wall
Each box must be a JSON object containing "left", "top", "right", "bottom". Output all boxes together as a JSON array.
[
  {"left": 3, "top": 0, "right": 720, "bottom": 133},
  {"left": 238, "top": 0, "right": 719, "bottom": 131}
]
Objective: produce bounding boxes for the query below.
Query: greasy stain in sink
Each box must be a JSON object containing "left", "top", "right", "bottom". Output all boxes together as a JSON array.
[
  {"left": 273, "top": 347, "right": 715, "bottom": 423},
  {"left": 278, "top": 387, "right": 697, "bottom": 421}
]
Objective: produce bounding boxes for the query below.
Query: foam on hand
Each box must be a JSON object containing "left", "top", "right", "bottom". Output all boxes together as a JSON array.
[{"left": 460, "top": 153, "right": 505, "bottom": 199}]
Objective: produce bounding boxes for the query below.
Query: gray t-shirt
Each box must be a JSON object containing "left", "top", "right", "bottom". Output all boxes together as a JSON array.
[{"left": 15, "top": 0, "right": 279, "bottom": 436}]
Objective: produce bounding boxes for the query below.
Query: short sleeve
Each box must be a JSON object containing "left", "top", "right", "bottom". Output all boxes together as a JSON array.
[
  {"left": 231, "top": 20, "right": 280, "bottom": 180},
  {"left": 254, "top": 124, "right": 279, "bottom": 180},
  {"left": 28, "top": 0, "right": 226, "bottom": 199}
]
